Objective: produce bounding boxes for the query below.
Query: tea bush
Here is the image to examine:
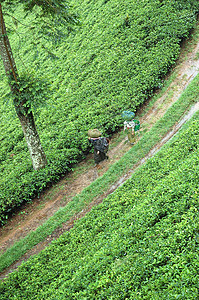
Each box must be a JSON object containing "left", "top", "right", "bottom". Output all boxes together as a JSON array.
[
  {"left": 0, "top": 117, "right": 198, "bottom": 299},
  {"left": 0, "top": 0, "right": 199, "bottom": 223}
]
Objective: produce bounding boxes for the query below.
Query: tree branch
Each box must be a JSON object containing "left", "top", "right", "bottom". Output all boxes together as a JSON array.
[{"left": 4, "top": 12, "right": 35, "bottom": 30}]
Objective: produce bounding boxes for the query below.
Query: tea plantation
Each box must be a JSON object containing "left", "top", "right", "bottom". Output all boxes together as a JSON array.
[
  {"left": 0, "top": 0, "right": 199, "bottom": 224},
  {"left": 0, "top": 111, "right": 198, "bottom": 299}
]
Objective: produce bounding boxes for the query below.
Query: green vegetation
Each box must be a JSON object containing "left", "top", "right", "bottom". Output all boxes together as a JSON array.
[
  {"left": 0, "top": 1, "right": 199, "bottom": 296},
  {"left": 0, "top": 0, "right": 199, "bottom": 224},
  {"left": 0, "top": 109, "right": 198, "bottom": 299},
  {"left": 0, "top": 70, "right": 198, "bottom": 274}
]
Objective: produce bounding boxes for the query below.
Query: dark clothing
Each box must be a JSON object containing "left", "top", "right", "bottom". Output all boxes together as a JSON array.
[
  {"left": 94, "top": 148, "right": 107, "bottom": 164},
  {"left": 89, "top": 137, "right": 109, "bottom": 164}
]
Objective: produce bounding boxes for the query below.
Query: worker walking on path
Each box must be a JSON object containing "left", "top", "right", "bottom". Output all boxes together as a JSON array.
[
  {"left": 124, "top": 119, "right": 136, "bottom": 145},
  {"left": 122, "top": 111, "right": 140, "bottom": 145},
  {"left": 88, "top": 129, "right": 110, "bottom": 166}
]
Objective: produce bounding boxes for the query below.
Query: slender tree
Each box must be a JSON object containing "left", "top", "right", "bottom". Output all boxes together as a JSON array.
[
  {"left": 0, "top": 0, "right": 79, "bottom": 170},
  {"left": 0, "top": 3, "right": 48, "bottom": 170}
]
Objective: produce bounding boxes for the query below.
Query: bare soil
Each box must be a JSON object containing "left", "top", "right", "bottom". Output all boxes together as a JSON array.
[{"left": 0, "top": 34, "right": 199, "bottom": 280}]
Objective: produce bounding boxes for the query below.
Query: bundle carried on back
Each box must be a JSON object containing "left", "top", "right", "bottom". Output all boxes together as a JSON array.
[
  {"left": 122, "top": 111, "right": 140, "bottom": 131},
  {"left": 88, "top": 129, "right": 102, "bottom": 138},
  {"left": 134, "top": 120, "right": 140, "bottom": 131},
  {"left": 96, "top": 137, "right": 109, "bottom": 153},
  {"left": 121, "top": 111, "right": 135, "bottom": 121}
]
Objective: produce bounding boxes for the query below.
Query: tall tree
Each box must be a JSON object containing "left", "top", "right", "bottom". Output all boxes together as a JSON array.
[
  {"left": 0, "top": 0, "right": 78, "bottom": 170},
  {"left": 0, "top": 3, "right": 48, "bottom": 170}
]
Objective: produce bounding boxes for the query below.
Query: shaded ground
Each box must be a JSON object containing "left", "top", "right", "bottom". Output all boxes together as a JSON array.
[{"left": 0, "top": 33, "right": 199, "bottom": 280}]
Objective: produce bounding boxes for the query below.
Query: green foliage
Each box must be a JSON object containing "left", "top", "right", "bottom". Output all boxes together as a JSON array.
[
  {"left": 0, "top": 118, "right": 198, "bottom": 299},
  {"left": 1, "top": 0, "right": 79, "bottom": 23},
  {"left": 0, "top": 88, "right": 198, "bottom": 273},
  {"left": 6, "top": 72, "right": 51, "bottom": 114},
  {"left": 0, "top": 0, "right": 199, "bottom": 224},
  {"left": 1, "top": 0, "right": 80, "bottom": 46}
]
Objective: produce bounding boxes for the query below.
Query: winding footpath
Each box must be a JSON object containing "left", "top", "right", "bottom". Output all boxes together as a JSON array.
[{"left": 0, "top": 35, "right": 199, "bottom": 280}]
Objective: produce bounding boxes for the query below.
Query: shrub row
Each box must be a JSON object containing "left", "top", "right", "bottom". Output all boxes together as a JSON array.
[
  {"left": 0, "top": 116, "right": 198, "bottom": 299},
  {"left": 0, "top": 0, "right": 199, "bottom": 224}
]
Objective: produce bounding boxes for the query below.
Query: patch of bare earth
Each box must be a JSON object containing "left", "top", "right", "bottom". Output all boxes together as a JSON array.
[{"left": 0, "top": 34, "right": 199, "bottom": 280}]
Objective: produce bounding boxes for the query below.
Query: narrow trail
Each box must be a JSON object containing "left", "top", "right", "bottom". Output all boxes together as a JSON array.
[{"left": 0, "top": 36, "right": 199, "bottom": 280}]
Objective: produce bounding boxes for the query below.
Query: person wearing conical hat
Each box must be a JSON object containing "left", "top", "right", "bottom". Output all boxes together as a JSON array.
[{"left": 88, "top": 129, "right": 109, "bottom": 165}]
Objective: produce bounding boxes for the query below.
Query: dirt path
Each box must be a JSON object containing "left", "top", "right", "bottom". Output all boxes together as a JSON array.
[{"left": 0, "top": 35, "right": 199, "bottom": 280}]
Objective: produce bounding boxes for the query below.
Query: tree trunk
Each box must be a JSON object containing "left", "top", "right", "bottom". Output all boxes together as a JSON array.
[
  {"left": 0, "top": 4, "right": 47, "bottom": 170},
  {"left": 15, "top": 107, "right": 48, "bottom": 170}
]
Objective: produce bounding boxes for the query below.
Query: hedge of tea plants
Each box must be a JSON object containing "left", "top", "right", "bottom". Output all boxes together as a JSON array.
[
  {"left": 0, "top": 115, "right": 198, "bottom": 299},
  {"left": 0, "top": 0, "right": 199, "bottom": 224}
]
